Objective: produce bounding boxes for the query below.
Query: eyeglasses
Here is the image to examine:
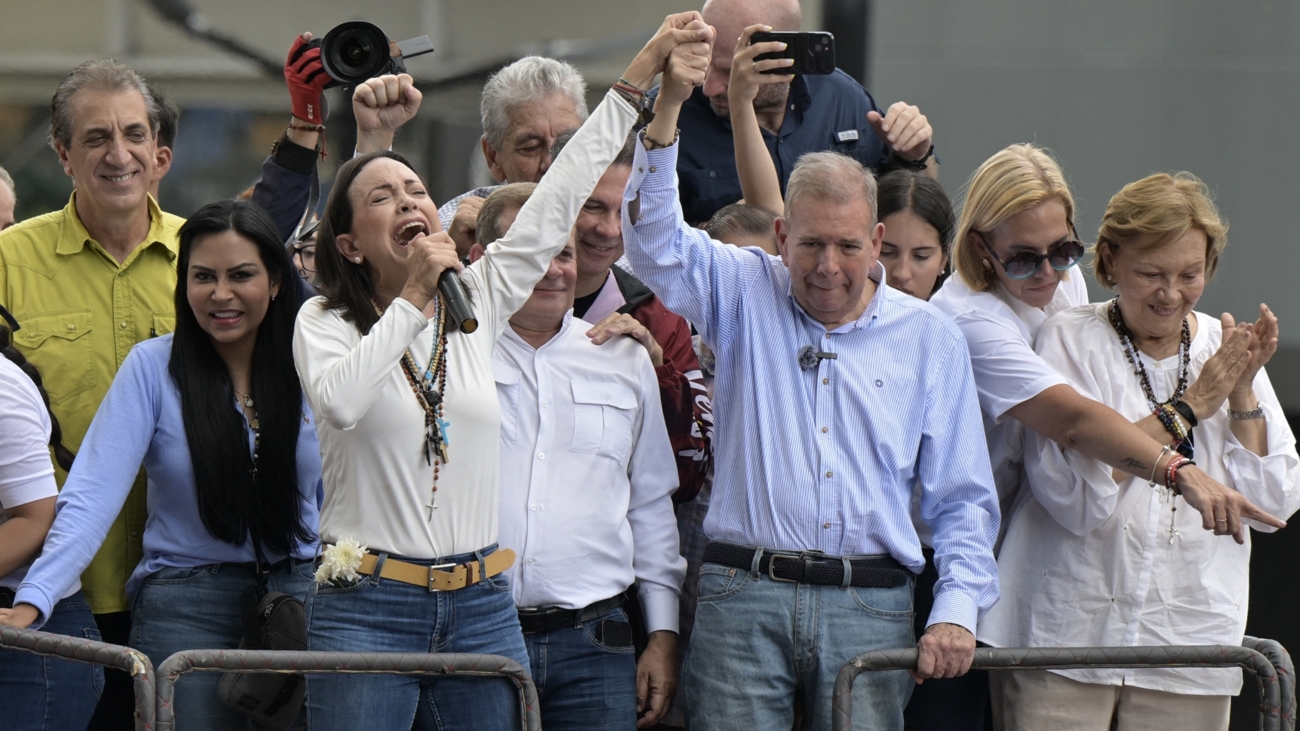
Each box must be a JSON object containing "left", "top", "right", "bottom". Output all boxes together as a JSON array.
[
  {"left": 290, "top": 242, "right": 317, "bottom": 274},
  {"left": 977, "top": 233, "right": 1085, "bottom": 280}
]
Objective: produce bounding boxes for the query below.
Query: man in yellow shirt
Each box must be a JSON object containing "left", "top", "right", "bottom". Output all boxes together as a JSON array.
[{"left": 0, "top": 59, "right": 184, "bottom": 729}]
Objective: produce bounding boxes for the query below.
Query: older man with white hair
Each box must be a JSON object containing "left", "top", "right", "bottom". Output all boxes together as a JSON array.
[
  {"left": 438, "top": 56, "right": 588, "bottom": 257},
  {"left": 622, "top": 45, "right": 999, "bottom": 731}
]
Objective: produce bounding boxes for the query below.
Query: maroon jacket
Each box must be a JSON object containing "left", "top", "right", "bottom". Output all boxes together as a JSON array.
[{"left": 598, "top": 266, "right": 711, "bottom": 503}]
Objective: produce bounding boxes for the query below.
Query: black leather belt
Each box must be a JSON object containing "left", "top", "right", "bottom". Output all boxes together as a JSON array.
[
  {"left": 703, "top": 542, "right": 910, "bottom": 588},
  {"left": 516, "top": 593, "right": 625, "bottom": 635}
]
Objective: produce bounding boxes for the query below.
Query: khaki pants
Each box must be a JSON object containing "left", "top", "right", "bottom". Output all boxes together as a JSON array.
[{"left": 989, "top": 669, "right": 1230, "bottom": 731}]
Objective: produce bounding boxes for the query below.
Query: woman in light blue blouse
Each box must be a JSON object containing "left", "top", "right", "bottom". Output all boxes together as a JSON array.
[{"left": 0, "top": 200, "right": 321, "bottom": 730}]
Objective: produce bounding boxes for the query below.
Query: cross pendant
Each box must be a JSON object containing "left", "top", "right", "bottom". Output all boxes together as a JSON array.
[
  {"left": 425, "top": 497, "right": 437, "bottom": 520},
  {"left": 1167, "top": 525, "right": 1180, "bottom": 544}
]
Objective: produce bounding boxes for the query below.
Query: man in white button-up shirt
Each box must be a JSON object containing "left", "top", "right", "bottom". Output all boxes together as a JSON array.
[{"left": 470, "top": 183, "right": 686, "bottom": 730}]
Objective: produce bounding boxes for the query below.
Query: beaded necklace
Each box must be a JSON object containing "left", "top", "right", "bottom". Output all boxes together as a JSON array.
[
  {"left": 1107, "top": 297, "right": 1192, "bottom": 543},
  {"left": 379, "top": 295, "right": 450, "bottom": 521}
]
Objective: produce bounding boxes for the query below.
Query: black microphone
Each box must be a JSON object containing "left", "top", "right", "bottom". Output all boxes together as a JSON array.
[
  {"left": 798, "top": 345, "right": 838, "bottom": 370},
  {"left": 440, "top": 270, "right": 478, "bottom": 334}
]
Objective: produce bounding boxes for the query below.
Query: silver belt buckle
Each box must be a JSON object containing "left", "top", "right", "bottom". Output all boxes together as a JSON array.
[
  {"left": 426, "top": 561, "right": 457, "bottom": 592},
  {"left": 767, "top": 553, "right": 801, "bottom": 583}
]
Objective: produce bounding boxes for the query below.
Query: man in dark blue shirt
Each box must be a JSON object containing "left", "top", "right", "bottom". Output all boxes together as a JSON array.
[{"left": 659, "top": 0, "right": 937, "bottom": 224}]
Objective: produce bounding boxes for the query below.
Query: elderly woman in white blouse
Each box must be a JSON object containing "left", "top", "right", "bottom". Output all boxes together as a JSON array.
[{"left": 983, "top": 172, "right": 1299, "bottom": 730}]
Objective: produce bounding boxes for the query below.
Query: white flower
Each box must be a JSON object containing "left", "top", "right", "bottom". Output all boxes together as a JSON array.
[{"left": 315, "top": 537, "right": 368, "bottom": 585}]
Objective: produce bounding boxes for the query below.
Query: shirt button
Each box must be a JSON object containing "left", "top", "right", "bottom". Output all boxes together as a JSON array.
[
  {"left": 823, "top": 522, "right": 831, "bottom": 529},
  {"left": 825, "top": 471, "right": 833, "bottom": 478},
  {"left": 824, "top": 333, "right": 830, "bottom": 340},
  {"left": 527, "top": 557, "right": 535, "bottom": 564},
  {"left": 537, "top": 452, "right": 546, "bottom": 460},
  {"left": 709, "top": 170, "right": 718, "bottom": 178},
  {"left": 542, "top": 401, "right": 550, "bottom": 409},
  {"left": 530, "top": 504, "right": 539, "bottom": 511},
  {"left": 822, "top": 378, "right": 829, "bottom": 385},
  {"left": 66, "top": 323, "right": 76, "bottom": 331},
  {"left": 119, "top": 321, "right": 128, "bottom": 329},
  {"left": 649, "top": 166, "right": 657, "bottom": 173},
  {"left": 821, "top": 426, "right": 828, "bottom": 434}
]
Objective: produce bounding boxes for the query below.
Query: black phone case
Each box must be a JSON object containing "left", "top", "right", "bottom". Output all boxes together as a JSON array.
[{"left": 751, "top": 31, "right": 836, "bottom": 75}]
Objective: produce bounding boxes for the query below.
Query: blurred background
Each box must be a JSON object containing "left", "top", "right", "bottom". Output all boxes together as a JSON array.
[{"left": 0, "top": 2, "right": 1294, "bottom": 725}]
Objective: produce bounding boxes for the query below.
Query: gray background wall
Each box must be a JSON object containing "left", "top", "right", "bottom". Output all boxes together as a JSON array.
[{"left": 863, "top": 0, "right": 1300, "bottom": 407}]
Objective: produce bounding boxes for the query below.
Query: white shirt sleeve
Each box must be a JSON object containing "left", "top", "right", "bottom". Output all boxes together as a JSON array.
[
  {"left": 0, "top": 360, "right": 56, "bottom": 511},
  {"left": 293, "top": 296, "right": 429, "bottom": 431},
  {"left": 625, "top": 350, "right": 686, "bottom": 634},
  {"left": 953, "top": 310, "right": 1067, "bottom": 423}
]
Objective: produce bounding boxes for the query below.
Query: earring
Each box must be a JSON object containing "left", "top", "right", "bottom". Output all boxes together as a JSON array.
[
  {"left": 271, "top": 293, "right": 277, "bottom": 302},
  {"left": 354, "top": 256, "right": 363, "bottom": 264}
]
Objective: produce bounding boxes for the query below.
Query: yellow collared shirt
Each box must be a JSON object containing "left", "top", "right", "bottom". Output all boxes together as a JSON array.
[{"left": 0, "top": 192, "right": 185, "bottom": 614}]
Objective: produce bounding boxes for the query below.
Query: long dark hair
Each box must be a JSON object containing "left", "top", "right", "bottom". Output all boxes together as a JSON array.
[
  {"left": 169, "top": 200, "right": 314, "bottom": 555},
  {"left": 316, "top": 150, "right": 424, "bottom": 336},
  {"left": 0, "top": 315, "right": 76, "bottom": 472},
  {"left": 878, "top": 170, "right": 956, "bottom": 295}
]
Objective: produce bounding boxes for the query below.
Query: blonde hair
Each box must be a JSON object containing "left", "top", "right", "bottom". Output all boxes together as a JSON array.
[
  {"left": 953, "top": 144, "right": 1076, "bottom": 292},
  {"left": 1091, "top": 172, "right": 1227, "bottom": 288}
]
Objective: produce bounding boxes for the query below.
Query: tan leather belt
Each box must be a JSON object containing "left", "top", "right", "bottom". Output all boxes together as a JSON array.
[{"left": 357, "top": 548, "right": 515, "bottom": 592}]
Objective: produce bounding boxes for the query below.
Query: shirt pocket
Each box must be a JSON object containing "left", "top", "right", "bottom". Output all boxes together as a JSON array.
[
  {"left": 12, "top": 309, "right": 96, "bottom": 404},
  {"left": 151, "top": 314, "right": 176, "bottom": 338},
  {"left": 494, "top": 361, "right": 522, "bottom": 442},
  {"left": 570, "top": 380, "right": 638, "bottom": 463},
  {"left": 678, "top": 168, "right": 740, "bottom": 224}
]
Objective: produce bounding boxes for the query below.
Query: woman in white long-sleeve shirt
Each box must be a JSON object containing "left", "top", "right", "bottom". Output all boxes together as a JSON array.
[
  {"left": 983, "top": 172, "right": 1299, "bottom": 729},
  {"left": 291, "top": 18, "right": 713, "bottom": 731}
]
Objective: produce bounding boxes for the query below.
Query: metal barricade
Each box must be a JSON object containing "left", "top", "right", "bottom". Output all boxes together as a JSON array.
[
  {"left": 154, "top": 649, "right": 540, "bottom": 731},
  {"left": 1246, "top": 636, "right": 1296, "bottom": 731},
  {"left": 0, "top": 625, "right": 157, "bottom": 731},
  {"left": 833, "top": 645, "right": 1283, "bottom": 731}
]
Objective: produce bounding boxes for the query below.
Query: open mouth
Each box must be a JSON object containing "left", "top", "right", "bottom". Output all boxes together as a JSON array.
[
  {"left": 393, "top": 219, "right": 428, "bottom": 246},
  {"left": 210, "top": 310, "right": 243, "bottom": 326},
  {"left": 1149, "top": 304, "right": 1179, "bottom": 317},
  {"left": 102, "top": 172, "right": 137, "bottom": 184}
]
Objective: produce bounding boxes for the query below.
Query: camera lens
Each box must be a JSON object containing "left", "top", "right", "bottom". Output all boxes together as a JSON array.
[{"left": 320, "top": 21, "right": 394, "bottom": 85}]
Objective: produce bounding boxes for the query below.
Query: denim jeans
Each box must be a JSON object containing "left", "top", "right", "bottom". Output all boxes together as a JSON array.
[
  {"left": 523, "top": 606, "right": 637, "bottom": 730},
  {"left": 0, "top": 590, "right": 103, "bottom": 731},
  {"left": 683, "top": 558, "right": 916, "bottom": 731},
  {"left": 130, "top": 561, "right": 315, "bottom": 731},
  {"left": 304, "top": 546, "right": 530, "bottom": 731}
]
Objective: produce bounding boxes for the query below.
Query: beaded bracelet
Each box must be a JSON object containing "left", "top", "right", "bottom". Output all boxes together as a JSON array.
[
  {"left": 1165, "top": 455, "right": 1194, "bottom": 495},
  {"left": 1154, "top": 404, "right": 1185, "bottom": 444}
]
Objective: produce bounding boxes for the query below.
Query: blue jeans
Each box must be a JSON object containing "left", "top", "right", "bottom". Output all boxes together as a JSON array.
[
  {"left": 523, "top": 606, "right": 637, "bottom": 731},
  {"left": 683, "top": 558, "right": 916, "bottom": 731},
  {"left": 0, "top": 590, "right": 103, "bottom": 731},
  {"left": 130, "top": 561, "right": 315, "bottom": 731},
  {"left": 304, "top": 546, "right": 530, "bottom": 731}
]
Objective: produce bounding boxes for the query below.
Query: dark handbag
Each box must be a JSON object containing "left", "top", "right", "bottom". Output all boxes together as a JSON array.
[{"left": 217, "top": 547, "right": 308, "bottom": 731}]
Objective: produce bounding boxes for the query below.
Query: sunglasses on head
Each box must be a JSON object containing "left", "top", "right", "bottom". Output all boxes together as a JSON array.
[{"left": 977, "top": 232, "right": 1085, "bottom": 280}]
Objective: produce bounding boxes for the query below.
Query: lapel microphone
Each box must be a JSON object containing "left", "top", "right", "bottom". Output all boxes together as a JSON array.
[{"left": 798, "top": 345, "right": 838, "bottom": 370}]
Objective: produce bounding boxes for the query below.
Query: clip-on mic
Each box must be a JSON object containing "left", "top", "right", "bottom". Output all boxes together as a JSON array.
[{"left": 798, "top": 345, "right": 838, "bottom": 370}]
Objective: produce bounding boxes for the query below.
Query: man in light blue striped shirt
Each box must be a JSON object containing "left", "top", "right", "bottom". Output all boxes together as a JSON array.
[{"left": 619, "top": 51, "right": 1000, "bottom": 731}]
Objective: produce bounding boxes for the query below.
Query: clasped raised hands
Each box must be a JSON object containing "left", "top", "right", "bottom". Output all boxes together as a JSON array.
[{"left": 623, "top": 12, "right": 716, "bottom": 93}]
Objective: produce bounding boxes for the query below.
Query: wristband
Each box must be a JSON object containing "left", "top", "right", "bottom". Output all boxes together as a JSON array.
[
  {"left": 1171, "top": 400, "right": 1199, "bottom": 428},
  {"left": 892, "top": 144, "right": 934, "bottom": 171}
]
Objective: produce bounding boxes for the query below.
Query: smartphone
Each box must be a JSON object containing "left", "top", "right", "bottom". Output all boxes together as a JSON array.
[{"left": 751, "top": 31, "right": 836, "bottom": 76}]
